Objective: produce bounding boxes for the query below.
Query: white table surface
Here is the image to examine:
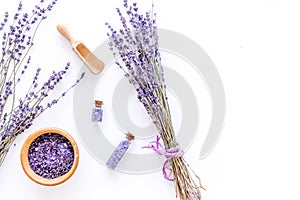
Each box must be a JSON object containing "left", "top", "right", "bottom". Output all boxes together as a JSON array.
[{"left": 1, "top": 0, "right": 300, "bottom": 200}]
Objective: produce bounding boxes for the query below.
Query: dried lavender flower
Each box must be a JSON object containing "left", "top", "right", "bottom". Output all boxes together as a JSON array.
[
  {"left": 0, "top": 0, "right": 85, "bottom": 167},
  {"left": 106, "top": 1, "right": 204, "bottom": 199},
  {"left": 28, "top": 133, "right": 74, "bottom": 179}
]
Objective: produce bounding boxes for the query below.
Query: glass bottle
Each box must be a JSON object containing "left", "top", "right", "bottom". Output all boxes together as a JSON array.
[
  {"left": 106, "top": 133, "right": 135, "bottom": 169},
  {"left": 92, "top": 100, "right": 103, "bottom": 122}
]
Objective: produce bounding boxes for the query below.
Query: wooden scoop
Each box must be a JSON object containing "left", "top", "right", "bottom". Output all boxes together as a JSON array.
[{"left": 57, "top": 23, "right": 104, "bottom": 74}]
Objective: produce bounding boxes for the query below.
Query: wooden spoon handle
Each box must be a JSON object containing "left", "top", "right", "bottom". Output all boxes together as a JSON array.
[{"left": 57, "top": 23, "right": 76, "bottom": 45}]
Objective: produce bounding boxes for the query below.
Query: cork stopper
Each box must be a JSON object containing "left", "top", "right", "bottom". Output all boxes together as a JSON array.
[
  {"left": 126, "top": 132, "right": 135, "bottom": 141},
  {"left": 95, "top": 100, "right": 103, "bottom": 107}
]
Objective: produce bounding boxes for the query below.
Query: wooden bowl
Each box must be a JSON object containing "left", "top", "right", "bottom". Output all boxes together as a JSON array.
[{"left": 20, "top": 127, "right": 79, "bottom": 186}]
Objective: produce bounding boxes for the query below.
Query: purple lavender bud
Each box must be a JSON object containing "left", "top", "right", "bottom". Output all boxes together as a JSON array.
[
  {"left": 18, "top": 2, "right": 23, "bottom": 11},
  {"left": 106, "top": 133, "right": 135, "bottom": 169}
]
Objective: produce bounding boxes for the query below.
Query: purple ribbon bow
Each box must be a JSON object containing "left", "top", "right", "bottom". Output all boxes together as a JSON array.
[{"left": 143, "top": 135, "right": 184, "bottom": 181}]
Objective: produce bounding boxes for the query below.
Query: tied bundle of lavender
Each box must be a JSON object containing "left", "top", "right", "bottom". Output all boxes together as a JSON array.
[
  {"left": 0, "top": 0, "right": 84, "bottom": 166},
  {"left": 106, "top": 1, "right": 204, "bottom": 199}
]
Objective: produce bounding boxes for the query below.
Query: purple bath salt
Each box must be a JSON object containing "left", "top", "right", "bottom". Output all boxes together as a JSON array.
[
  {"left": 92, "top": 100, "right": 103, "bottom": 122},
  {"left": 106, "top": 133, "right": 134, "bottom": 169},
  {"left": 28, "top": 133, "right": 74, "bottom": 179}
]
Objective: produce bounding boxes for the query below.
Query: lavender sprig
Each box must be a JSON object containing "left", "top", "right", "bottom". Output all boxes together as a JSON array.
[
  {"left": 107, "top": 1, "right": 204, "bottom": 199},
  {"left": 0, "top": 62, "right": 85, "bottom": 166},
  {"left": 0, "top": 0, "right": 85, "bottom": 167}
]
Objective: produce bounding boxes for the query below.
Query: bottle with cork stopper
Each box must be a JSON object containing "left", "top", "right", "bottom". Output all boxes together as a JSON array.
[
  {"left": 92, "top": 100, "right": 103, "bottom": 122},
  {"left": 106, "top": 133, "right": 135, "bottom": 170}
]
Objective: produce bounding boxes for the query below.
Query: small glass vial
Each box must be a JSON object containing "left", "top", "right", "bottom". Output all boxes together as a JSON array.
[
  {"left": 92, "top": 100, "right": 103, "bottom": 122},
  {"left": 106, "top": 133, "right": 135, "bottom": 169}
]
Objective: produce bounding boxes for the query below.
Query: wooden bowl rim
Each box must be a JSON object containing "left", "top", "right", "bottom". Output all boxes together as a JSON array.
[{"left": 20, "top": 127, "right": 79, "bottom": 186}]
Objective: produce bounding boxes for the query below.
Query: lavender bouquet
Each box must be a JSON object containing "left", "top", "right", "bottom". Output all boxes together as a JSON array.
[
  {"left": 106, "top": 1, "right": 204, "bottom": 199},
  {"left": 0, "top": 0, "right": 84, "bottom": 166}
]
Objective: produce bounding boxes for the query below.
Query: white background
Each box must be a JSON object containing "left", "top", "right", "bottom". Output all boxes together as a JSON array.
[{"left": 0, "top": 0, "right": 300, "bottom": 199}]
